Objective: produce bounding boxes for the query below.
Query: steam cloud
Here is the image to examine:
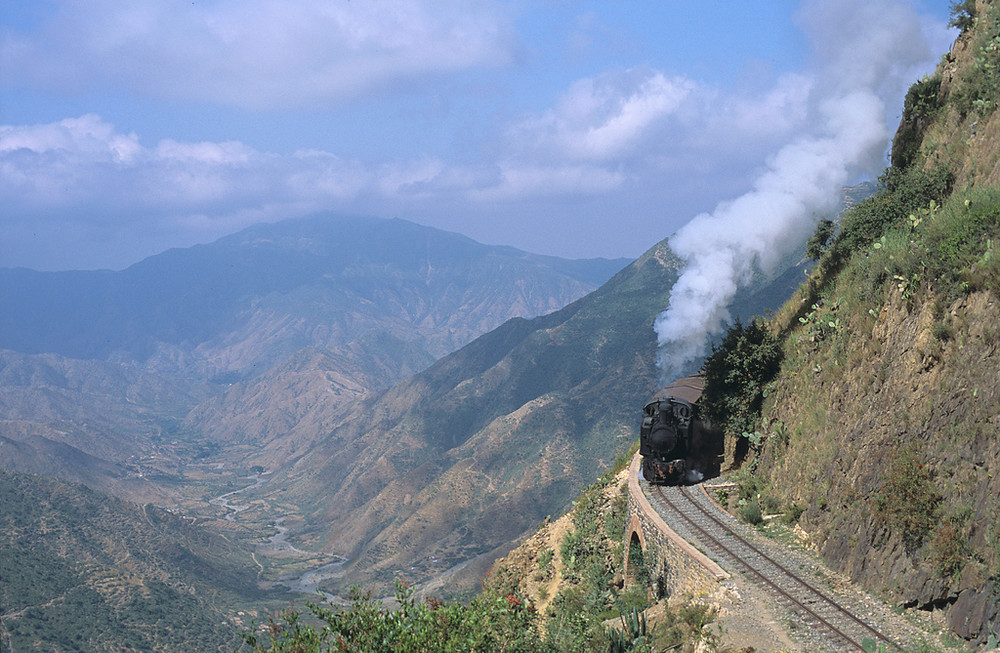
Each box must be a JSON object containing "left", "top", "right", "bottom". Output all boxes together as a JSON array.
[{"left": 654, "top": 0, "right": 938, "bottom": 384}]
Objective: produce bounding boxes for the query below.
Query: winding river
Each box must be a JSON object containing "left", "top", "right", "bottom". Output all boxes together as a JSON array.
[
  {"left": 207, "top": 474, "right": 348, "bottom": 600},
  {"left": 207, "top": 473, "right": 264, "bottom": 520}
]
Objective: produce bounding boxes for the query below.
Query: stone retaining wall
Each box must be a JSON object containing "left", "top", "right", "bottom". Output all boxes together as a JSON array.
[{"left": 624, "top": 452, "right": 728, "bottom": 599}]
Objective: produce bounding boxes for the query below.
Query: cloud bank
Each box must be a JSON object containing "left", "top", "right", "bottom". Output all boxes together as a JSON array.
[
  {"left": 653, "top": 0, "right": 936, "bottom": 383},
  {"left": 1, "top": 0, "right": 516, "bottom": 109},
  {"left": 1, "top": 68, "right": 819, "bottom": 269},
  {"left": 1, "top": 1, "right": 948, "bottom": 270}
]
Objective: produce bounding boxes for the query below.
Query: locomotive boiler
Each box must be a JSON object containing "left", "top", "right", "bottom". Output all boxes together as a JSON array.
[{"left": 639, "top": 374, "right": 713, "bottom": 485}]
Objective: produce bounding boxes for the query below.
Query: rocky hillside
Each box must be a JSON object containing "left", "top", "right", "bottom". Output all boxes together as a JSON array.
[
  {"left": 730, "top": 3, "right": 1000, "bottom": 645},
  {"left": 0, "top": 469, "right": 274, "bottom": 652},
  {"left": 241, "top": 225, "right": 810, "bottom": 597},
  {"left": 0, "top": 350, "right": 209, "bottom": 502},
  {"left": 0, "top": 215, "right": 626, "bottom": 498}
]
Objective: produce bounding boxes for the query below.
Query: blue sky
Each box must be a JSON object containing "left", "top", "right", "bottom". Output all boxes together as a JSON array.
[{"left": 1, "top": 0, "right": 955, "bottom": 270}]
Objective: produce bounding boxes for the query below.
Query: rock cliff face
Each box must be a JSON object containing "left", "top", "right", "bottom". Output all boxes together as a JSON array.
[
  {"left": 758, "top": 290, "right": 999, "bottom": 643},
  {"left": 751, "top": 4, "right": 1000, "bottom": 644}
]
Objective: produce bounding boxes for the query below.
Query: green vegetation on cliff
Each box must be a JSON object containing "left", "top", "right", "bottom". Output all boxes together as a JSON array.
[
  {"left": 242, "top": 450, "right": 723, "bottom": 653},
  {"left": 705, "top": 4, "right": 1000, "bottom": 645}
]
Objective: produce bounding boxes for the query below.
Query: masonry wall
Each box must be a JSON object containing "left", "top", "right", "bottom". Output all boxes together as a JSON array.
[{"left": 623, "top": 453, "right": 727, "bottom": 600}]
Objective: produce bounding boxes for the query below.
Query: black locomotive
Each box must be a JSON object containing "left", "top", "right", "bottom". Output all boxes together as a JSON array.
[{"left": 639, "top": 374, "right": 715, "bottom": 484}]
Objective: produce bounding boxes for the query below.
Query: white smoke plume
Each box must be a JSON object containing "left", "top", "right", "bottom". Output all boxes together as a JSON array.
[
  {"left": 684, "top": 469, "right": 705, "bottom": 485},
  {"left": 654, "top": 0, "right": 939, "bottom": 384}
]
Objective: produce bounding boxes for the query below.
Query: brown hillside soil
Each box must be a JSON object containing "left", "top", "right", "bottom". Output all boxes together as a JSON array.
[
  {"left": 925, "top": 4, "right": 1000, "bottom": 190},
  {"left": 757, "top": 288, "right": 1000, "bottom": 644},
  {"left": 491, "top": 468, "right": 941, "bottom": 651}
]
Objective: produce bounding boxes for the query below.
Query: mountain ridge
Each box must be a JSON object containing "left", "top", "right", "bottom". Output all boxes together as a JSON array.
[
  {"left": 0, "top": 214, "right": 627, "bottom": 501},
  {"left": 239, "top": 230, "right": 813, "bottom": 595},
  {"left": 0, "top": 213, "right": 628, "bottom": 374}
]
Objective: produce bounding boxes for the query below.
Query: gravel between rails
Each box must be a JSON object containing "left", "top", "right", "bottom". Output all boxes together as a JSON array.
[{"left": 644, "top": 479, "right": 937, "bottom": 652}]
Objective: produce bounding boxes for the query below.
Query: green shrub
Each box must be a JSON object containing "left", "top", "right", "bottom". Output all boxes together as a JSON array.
[
  {"left": 701, "top": 319, "right": 783, "bottom": 441},
  {"left": 892, "top": 75, "right": 942, "bottom": 169},
  {"left": 607, "top": 607, "right": 649, "bottom": 653},
  {"left": 675, "top": 603, "right": 715, "bottom": 633},
  {"left": 919, "top": 189, "right": 1000, "bottom": 297},
  {"left": 736, "top": 471, "right": 765, "bottom": 503},
  {"left": 761, "top": 494, "right": 781, "bottom": 515},
  {"left": 242, "top": 580, "right": 546, "bottom": 653},
  {"left": 903, "top": 75, "right": 942, "bottom": 121},
  {"left": 545, "top": 585, "right": 606, "bottom": 652},
  {"left": 806, "top": 219, "right": 836, "bottom": 261},
  {"left": 870, "top": 448, "right": 940, "bottom": 552},
  {"left": 604, "top": 492, "right": 628, "bottom": 541},
  {"left": 738, "top": 500, "right": 763, "bottom": 526},
  {"left": 952, "top": 3, "right": 1000, "bottom": 117},
  {"left": 832, "top": 165, "right": 952, "bottom": 261},
  {"left": 930, "top": 508, "right": 972, "bottom": 577},
  {"left": 560, "top": 498, "right": 603, "bottom": 578},
  {"left": 851, "top": 189, "right": 1000, "bottom": 303},
  {"left": 649, "top": 603, "right": 719, "bottom": 652},
  {"left": 949, "top": 0, "right": 977, "bottom": 32},
  {"left": 782, "top": 504, "right": 806, "bottom": 525},
  {"left": 614, "top": 583, "right": 651, "bottom": 614}
]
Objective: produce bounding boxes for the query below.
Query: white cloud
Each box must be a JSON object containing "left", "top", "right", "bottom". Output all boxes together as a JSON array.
[
  {"left": 510, "top": 69, "right": 697, "bottom": 162},
  {"left": 154, "top": 140, "right": 256, "bottom": 165},
  {"left": 475, "top": 65, "right": 817, "bottom": 214},
  {"left": 5, "top": 0, "right": 948, "bottom": 273},
  {"left": 1, "top": 0, "right": 517, "bottom": 109},
  {"left": 466, "top": 163, "right": 625, "bottom": 201},
  {"left": 0, "top": 114, "right": 142, "bottom": 163},
  {"left": 0, "top": 51, "right": 827, "bottom": 270},
  {"left": 0, "top": 116, "right": 377, "bottom": 267}
]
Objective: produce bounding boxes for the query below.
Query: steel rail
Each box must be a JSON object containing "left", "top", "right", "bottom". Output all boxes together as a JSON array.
[
  {"left": 680, "top": 486, "right": 896, "bottom": 650},
  {"left": 652, "top": 484, "right": 897, "bottom": 652}
]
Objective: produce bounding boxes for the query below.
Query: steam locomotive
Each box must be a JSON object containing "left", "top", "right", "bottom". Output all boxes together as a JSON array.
[{"left": 639, "top": 374, "right": 715, "bottom": 485}]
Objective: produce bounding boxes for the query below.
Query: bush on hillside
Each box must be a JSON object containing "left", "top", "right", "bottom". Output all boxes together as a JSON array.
[
  {"left": 930, "top": 507, "right": 973, "bottom": 577},
  {"left": 701, "top": 319, "right": 783, "bottom": 443},
  {"left": 805, "top": 219, "right": 836, "bottom": 261},
  {"left": 892, "top": 75, "right": 942, "bottom": 169},
  {"left": 919, "top": 189, "right": 1000, "bottom": 297},
  {"left": 845, "top": 188, "right": 1000, "bottom": 304},
  {"left": 831, "top": 165, "right": 952, "bottom": 263},
  {"left": 241, "top": 581, "right": 544, "bottom": 653},
  {"left": 952, "top": 2, "right": 1000, "bottom": 117},
  {"left": 738, "top": 500, "right": 763, "bottom": 526},
  {"left": 870, "top": 448, "right": 940, "bottom": 553},
  {"left": 949, "top": 0, "right": 977, "bottom": 32}
]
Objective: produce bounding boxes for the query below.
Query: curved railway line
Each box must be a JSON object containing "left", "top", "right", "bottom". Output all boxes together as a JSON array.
[{"left": 648, "top": 484, "right": 898, "bottom": 652}]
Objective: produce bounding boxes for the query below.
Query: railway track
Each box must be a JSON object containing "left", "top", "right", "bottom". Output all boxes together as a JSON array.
[{"left": 648, "top": 484, "right": 897, "bottom": 652}]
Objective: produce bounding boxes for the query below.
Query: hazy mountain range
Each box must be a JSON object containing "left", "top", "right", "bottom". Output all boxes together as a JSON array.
[
  {"left": 1, "top": 214, "right": 626, "bottom": 375},
  {"left": 185, "top": 228, "right": 809, "bottom": 594},
  {"left": 1, "top": 207, "right": 809, "bottom": 647},
  {"left": 0, "top": 214, "right": 628, "bottom": 495}
]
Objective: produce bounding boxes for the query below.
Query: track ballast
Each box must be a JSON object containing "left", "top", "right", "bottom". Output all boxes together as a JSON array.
[{"left": 648, "top": 484, "right": 897, "bottom": 652}]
